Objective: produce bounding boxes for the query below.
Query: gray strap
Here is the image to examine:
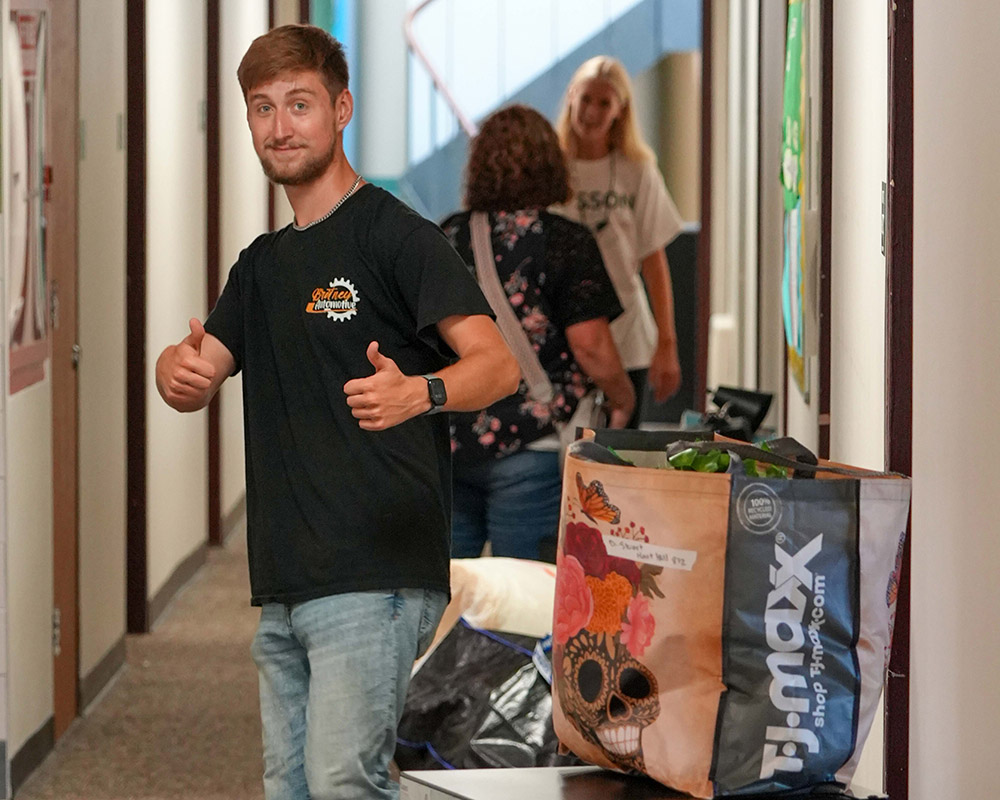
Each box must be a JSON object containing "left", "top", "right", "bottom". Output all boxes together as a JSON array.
[{"left": 470, "top": 212, "right": 553, "bottom": 404}]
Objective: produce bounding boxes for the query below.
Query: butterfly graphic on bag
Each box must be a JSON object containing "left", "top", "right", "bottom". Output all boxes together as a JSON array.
[{"left": 576, "top": 473, "right": 621, "bottom": 525}]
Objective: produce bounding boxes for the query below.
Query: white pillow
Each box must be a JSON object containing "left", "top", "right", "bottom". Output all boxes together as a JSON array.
[
  {"left": 450, "top": 557, "right": 557, "bottom": 636},
  {"left": 413, "top": 557, "right": 557, "bottom": 673}
]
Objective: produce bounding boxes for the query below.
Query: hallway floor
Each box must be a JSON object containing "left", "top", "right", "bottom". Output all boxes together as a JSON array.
[{"left": 17, "top": 533, "right": 265, "bottom": 799}]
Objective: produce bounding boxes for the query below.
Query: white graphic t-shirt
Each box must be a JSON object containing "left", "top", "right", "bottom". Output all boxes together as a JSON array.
[{"left": 553, "top": 154, "right": 683, "bottom": 370}]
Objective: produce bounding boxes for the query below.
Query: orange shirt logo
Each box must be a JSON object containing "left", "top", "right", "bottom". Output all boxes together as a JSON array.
[{"left": 306, "top": 278, "right": 359, "bottom": 321}]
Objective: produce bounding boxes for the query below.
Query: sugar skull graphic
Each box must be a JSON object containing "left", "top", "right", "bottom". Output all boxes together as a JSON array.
[
  {"left": 555, "top": 485, "right": 664, "bottom": 773},
  {"left": 561, "top": 629, "right": 660, "bottom": 771}
]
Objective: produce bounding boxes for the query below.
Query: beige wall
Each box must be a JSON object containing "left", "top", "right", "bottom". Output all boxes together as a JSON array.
[
  {"left": 77, "top": 0, "right": 127, "bottom": 683},
  {"left": 910, "top": 2, "right": 1000, "bottom": 796},
  {"left": 829, "top": 0, "right": 887, "bottom": 473},
  {"left": 218, "top": 0, "right": 268, "bottom": 521},
  {"left": 827, "top": 2, "right": 889, "bottom": 788},
  {"left": 270, "top": 0, "right": 299, "bottom": 229},
  {"left": 6, "top": 378, "right": 54, "bottom": 755},
  {"left": 145, "top": 0, "right": 209, "bottom": 599},
  {"left": 657, "top": 53, "right": 701, "bottom": 225},
  {"left": 1, "top": 0, "right": 10, "bottom": 760}
]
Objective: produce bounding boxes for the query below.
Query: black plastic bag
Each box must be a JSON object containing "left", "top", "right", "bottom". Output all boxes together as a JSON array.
[{"left": 395, "top": 620, "right": 582, "bottom": 770}]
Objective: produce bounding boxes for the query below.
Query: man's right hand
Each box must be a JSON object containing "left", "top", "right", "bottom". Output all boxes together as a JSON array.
[{"left": 156, "top": 318, "right": 220, "bottom": 412}]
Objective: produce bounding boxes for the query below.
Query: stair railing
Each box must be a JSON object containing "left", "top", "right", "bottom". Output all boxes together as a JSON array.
[{"left": 403, "top": 0, "right": 479, "bottom": 148}]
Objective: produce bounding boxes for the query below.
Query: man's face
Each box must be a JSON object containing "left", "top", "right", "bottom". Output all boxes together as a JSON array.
[{"left": 246, "top": 70, "right": 349, "bottom": 186}]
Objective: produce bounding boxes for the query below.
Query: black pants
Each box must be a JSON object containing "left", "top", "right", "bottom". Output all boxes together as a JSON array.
[{"left": 626, "top": 368, "right": 649, "bottom": 429}]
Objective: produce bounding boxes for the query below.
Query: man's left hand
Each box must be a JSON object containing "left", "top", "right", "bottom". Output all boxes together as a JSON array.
[{"left": 343, "top": 341, "right": 425, "bottom": 430}]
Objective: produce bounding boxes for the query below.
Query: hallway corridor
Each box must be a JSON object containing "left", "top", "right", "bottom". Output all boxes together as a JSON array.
[{"left": 17, "top": 534, "right": 265, "bottom": 799}]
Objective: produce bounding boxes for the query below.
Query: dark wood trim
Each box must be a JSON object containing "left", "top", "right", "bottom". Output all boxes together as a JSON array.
[
  {"left": 885, "top": 1, "right": 913, "bottom": 797},
  {"left": 780, "top": 2, "right": 790, "bottom": 437},
  {"left": 782, "top": 337, "right": 789, "bottom": 434},
  {"left": 694, "top": 0, "right": 712, "bottom": 414},
  {"left": 755, "top": 3, "right": 764, "bottom": 392},
  {"left": 126, "top": 0, "right": 148, "bottom": 634},
  {"left": 79, "top": 636, "right": 127, "bottom": 712},
  {"left": 817, "top": 0, "right": 833, "bottom": 459},
  {"left": 148, "top": 544, "right": 209, "bottom": 630},
  {"left": 300, "top": 0, "right": 310, "bottom": 23},
  {"left": 206, "top": 0, "right": 222, "bottom": 546},
  {"left": 10, "top": 717, "right": 54, "bottom": 796},
  {"left": 50, "top": 0, "right": 82, "bottom": 740}
]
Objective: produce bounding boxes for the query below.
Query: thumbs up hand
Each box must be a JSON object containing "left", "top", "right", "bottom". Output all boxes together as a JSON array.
[
  {"left": 182, "top": 317, "right": 207, "bottom": 354},
  {"left": 344, "top": 341, "right": 428, "bottom": 431},
  {"left": 155, "top": 318, "right": 219, "bottom": 412}
]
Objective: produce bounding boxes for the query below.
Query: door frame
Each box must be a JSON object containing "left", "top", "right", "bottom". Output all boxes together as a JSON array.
[
  {"left": 884, "top": 0, "right": 913, "bottom": 797},
  {"left": 125, "top": 0, "right": 148, "bottom": 633},
  {"left": 44, "top": 0, "right": 81, "bottom": 742}
]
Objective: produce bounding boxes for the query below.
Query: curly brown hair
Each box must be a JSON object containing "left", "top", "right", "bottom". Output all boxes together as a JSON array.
[
  {"left": 237, "top": 24, "right": 348, "bottom": 104},
  {"left": 464, "top": 105, "right": 571, "bottom": 211}
]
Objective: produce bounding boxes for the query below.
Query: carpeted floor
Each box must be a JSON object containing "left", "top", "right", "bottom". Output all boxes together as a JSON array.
[{"left": 16, "top": 533, "right": 265, "bottom": 800}]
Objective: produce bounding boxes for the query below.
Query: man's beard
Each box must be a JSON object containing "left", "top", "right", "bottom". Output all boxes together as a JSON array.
[{"left": 259, "top": 139, "right": 337, "bottom": 186}]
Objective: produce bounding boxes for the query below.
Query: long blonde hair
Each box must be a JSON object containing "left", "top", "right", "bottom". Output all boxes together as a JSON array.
[{"left": 556, "top": 56, "right": 656, "bottom": 164}]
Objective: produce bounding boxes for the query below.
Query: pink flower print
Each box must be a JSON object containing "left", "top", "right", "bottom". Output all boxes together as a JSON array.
[
  {"left": 479, "top": 431, "right": 496, "bottom": 446},
  {"left": 530, "top": 402, "right": 551, "bottom": 420},
  {"left": 509, "top": 292, "right": 524, "bottom": 306},
  {"left": 554, "top": 555, "right": 594, "bottom": 644},
  {"left": 522, "top": 311, "right": 547, "bottom": 336},
  {"left": 620, "top": 594, "right": 655, "bottom": 658},
  {"left": 490, "top": 417, "right": 501, "bottom": 432}
]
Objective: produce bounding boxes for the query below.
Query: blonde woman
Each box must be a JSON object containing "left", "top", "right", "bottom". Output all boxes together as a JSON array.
[{"left": 555, "top": 56, "right": 683, "bottom": 428}]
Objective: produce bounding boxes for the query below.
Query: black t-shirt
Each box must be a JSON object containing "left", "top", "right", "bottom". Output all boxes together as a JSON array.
[
  {"left": 205, "top": 184, "right": 493, "bottom": 605},
  {"left": 440, "top": 209, "right": 623, "bottom": 463}
]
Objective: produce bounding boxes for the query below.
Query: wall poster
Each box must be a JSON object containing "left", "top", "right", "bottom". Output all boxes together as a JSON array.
[
  {"left": 781, "top": 0, "right": 807, "bottom": 398},
  {"left": 6, "top": 8, "right": 49, "bottom": 393}
]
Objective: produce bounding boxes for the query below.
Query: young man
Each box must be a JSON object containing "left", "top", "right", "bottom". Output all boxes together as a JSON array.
[{"left": 155, "top": 24, "right": 519, "bottom": 800}]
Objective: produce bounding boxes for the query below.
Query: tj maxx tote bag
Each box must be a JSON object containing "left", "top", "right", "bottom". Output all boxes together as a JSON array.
[{"left": 550, "top": 431, "right": 910, "bottom": 798}]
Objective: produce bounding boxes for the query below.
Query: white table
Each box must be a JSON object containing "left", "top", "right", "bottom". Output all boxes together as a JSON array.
[{"left": 400, "top": 766, "right": 882, "bottom": 800}]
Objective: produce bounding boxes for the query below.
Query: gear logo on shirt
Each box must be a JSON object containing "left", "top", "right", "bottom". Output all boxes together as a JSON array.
[{"left": 305, "top": 278, "right": 359, "bottom": 321}]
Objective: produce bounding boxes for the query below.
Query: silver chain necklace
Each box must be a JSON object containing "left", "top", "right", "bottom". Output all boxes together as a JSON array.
[{"left": 293, "top": 173, "right": 363, "bottom": 231}]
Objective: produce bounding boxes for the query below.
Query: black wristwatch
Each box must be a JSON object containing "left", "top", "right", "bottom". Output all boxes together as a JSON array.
[{"left": 422, "top": 374, "right": 447, "bottom": 415}]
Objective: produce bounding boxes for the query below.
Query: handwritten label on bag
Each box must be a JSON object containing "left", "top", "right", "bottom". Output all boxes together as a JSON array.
[{"left": 602, "top": 535, "right": 698, "bottom": 571}]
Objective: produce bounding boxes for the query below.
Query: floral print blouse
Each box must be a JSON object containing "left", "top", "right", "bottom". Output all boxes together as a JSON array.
[{"left": 441, "top": 209, "right": 622, "bottom": 464}]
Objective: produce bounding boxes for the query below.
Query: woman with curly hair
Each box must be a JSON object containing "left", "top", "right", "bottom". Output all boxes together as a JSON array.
[
  {"left": 441, "top": 105, "right": 634, "bottom": 561},
  {"left": 555, "top": 56, "right": 684, "bottom": 427}
]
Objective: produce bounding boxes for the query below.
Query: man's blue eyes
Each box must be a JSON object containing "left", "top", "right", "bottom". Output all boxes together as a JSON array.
[{"left": 256, "top": 102, "right": 307, "bottom": 113}]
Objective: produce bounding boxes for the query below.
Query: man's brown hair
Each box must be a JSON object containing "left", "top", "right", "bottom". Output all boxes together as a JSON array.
[
  {"left": 464, "top": 105, "right": 571, "bottom": 212},
  {"left": 238, "top": 24, "right": 348, "bottom": 103}
]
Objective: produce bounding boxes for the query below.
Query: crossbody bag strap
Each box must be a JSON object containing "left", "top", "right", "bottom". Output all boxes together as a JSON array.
[{"left": 470, "top": 212, "right": 554, "bottom": 404}]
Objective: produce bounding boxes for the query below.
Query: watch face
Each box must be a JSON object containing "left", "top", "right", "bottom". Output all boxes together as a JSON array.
[{"left": 427, "top": 376, "right": 447, "bottom": 407}]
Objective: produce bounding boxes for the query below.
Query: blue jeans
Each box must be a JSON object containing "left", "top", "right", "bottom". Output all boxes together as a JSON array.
[
  {"left": 251, "top": 589, "right": 447, "bottom": 800},
  {"left": 451, "top": 449, "right": 562, "bottom": 561}
]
